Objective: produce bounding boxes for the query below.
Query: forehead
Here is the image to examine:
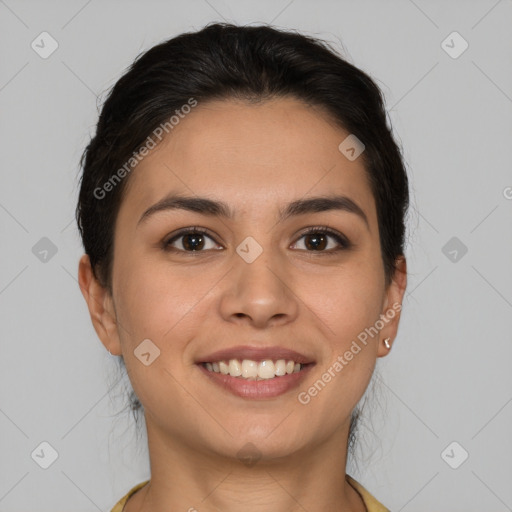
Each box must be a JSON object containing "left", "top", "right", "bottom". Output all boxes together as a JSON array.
[{"left": 119, "top": 97, "right": 376, "bottom": 225}]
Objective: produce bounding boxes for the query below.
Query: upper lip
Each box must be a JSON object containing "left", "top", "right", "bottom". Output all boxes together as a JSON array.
[{"left": 196, "top": 345, "right": 315, "bottom": 365}]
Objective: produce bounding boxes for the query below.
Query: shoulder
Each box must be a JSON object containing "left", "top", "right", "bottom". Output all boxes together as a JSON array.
[
  {"left": 346, "top": 474, "right": 391, "bottom": 512},
  {"left": 110, "top": 480, "right": 150, "bottom": 512}
]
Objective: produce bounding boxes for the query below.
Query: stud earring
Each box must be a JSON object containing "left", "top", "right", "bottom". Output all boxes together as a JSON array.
[{"left": 383, "top": 338, "right": 391, "bottom": 350}]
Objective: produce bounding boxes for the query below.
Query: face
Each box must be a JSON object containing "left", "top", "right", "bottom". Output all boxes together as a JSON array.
[{"left": 80, "top": 97, "right": 406, "bottom": 463}]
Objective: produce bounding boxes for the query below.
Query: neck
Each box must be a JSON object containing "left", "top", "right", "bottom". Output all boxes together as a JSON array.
[{"left": 124, "top": 417, "right": 366, "bottom": 512}]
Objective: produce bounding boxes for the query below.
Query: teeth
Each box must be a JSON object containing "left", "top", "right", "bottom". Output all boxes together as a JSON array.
[
  {"left": 219, "top": 361, "right": 229, "bottom": 375},
  {"left": 228, "top": 359, "right": 242, "bottom": 377},
  {"left": 258, "top": 360, "right": 275, "bottom": 379},
  {"left": 203, "top": 359, "right": 305, "bottom": 380},
  {"left": 274, "top": 359, "right": 287, "bottom": 376},
  {"left": 241, "top": 359, "right": 258, "bottom": 378}
]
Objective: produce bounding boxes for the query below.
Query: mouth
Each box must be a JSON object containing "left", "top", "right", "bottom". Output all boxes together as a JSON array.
[
  {"left": 200, "top": 359, "right": 312, "bottom": 380},
  {"left": 195, "top": 345, "right": 316, "bottom": 399}
]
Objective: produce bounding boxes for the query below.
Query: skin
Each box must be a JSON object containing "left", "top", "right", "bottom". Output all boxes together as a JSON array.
[{"left": 79, "top": 96, "right": 407, "bottom": 512}]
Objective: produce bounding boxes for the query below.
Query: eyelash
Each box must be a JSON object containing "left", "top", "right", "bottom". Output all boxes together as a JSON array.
[{"left": 162, "top": 225, "right": 351, "bottom": 255}]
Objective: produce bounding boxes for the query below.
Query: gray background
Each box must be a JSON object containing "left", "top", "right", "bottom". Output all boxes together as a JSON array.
[{"left": 1, "top": 0, "right": 511, "bottom": 510}]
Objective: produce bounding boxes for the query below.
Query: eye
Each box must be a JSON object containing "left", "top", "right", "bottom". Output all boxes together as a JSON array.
[
  {"left": 162, "top": 225, "right": 351, "bottom": 254},
  {"left": 162, "top": 227, "right": 222, "bottom": 253},
  {"left": 291, "top": 226, "right": 351, "bottom": 253}
]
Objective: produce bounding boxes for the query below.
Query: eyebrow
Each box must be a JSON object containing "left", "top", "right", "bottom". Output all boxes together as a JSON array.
[{"left": 137, "top": 193, "right": 369, "bottom": 229}]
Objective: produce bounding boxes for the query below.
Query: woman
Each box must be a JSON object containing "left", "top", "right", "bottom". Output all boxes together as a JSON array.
[{"left": 76, "top": 22, "right": 408, "bottom": 512}]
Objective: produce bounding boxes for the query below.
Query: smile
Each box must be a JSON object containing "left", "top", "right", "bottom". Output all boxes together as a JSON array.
[
  {"left": 202, "top": 358, "right": 305, "bottom": 380},
  {"left": 197, "top": 360, "right": 315, "bottom": 400}
]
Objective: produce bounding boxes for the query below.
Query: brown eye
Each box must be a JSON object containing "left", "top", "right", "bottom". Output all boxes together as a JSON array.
[
  {"left": 303, "top": 232, "right": 329, "bottom": 250},
  {"left": 163, "top": 228, "right": 221, "bottom": 252},
  {"left": 292, "top": 227, "right": 350, "bottom": 253}
]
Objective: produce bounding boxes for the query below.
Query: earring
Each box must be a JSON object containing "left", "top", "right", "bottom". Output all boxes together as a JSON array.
[{"left": 383, "top": 338, "right": 391, "bottom": 349}]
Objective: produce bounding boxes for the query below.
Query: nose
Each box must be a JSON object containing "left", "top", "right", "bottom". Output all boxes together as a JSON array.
[{"left": 218, "top": 247, "right": 299, "bottom": 329}]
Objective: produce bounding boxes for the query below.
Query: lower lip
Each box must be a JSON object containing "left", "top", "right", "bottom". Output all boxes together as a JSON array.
[{"left": 197, "top": 364, "right": 315, "bottom": 399}]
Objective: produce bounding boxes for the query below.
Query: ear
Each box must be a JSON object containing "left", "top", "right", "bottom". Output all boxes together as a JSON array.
[
  {"left": 377, "top": 255, "right": 407, "bottom": 358},
  {"left": 78, "top": 254, "right": 122, "bottom": 355}
]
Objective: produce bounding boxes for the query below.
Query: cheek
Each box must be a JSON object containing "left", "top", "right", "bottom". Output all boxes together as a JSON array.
[
  {"left": 296, "top": 267, "right": 383, "bottom": 421},
  {"left": 113, "top": 252, "right": 205, "bottom": 342},
  {"left": 302, "top": 257, "right": 385, "bottom": 342},
  {"left": 112, "top": 257, "right": 208, "bottom": 418}
]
